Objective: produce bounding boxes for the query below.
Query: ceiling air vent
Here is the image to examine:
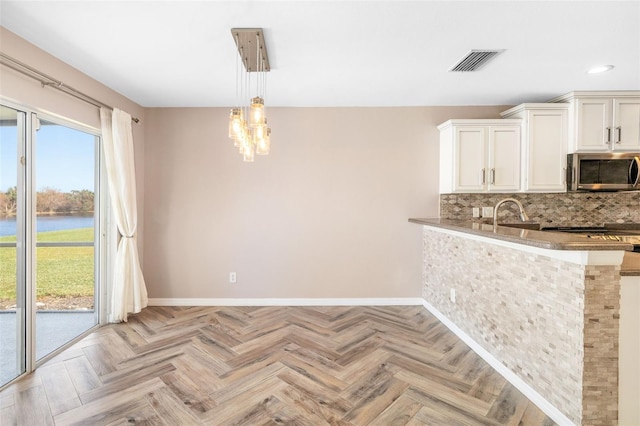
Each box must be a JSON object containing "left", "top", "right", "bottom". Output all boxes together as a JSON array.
[{"left": 449, "top": 49, "right": 505, "bottom": 72}]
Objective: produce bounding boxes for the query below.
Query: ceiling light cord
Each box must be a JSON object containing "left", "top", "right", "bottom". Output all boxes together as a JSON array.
[
  {"left": 256, "top": 33, "right": 261, "bottom": 97},
  {"left": 261, "top": 44, "right": 267, "bottom": 102},
  {"left": 235, "top": 33, "right": 240, "bottom": 109}
]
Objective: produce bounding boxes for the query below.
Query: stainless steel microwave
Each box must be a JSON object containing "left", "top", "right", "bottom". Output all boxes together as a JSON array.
[{"left": 567, "top": 153, "right": 640, "bottom": 191}]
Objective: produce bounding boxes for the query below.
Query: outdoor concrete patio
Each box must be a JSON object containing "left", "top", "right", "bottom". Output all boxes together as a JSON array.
[{"left": 0, "top": 310, "right": 95, "bottom": 385}]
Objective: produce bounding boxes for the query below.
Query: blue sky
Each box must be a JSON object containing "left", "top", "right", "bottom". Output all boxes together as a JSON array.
[{"left": 1, "top": 121, "right": 96, "bottom": 193}]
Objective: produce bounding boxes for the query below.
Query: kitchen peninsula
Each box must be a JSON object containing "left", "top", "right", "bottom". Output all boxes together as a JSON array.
[{"left": 410, "top": 218, "right": 640, "bottom": 426}]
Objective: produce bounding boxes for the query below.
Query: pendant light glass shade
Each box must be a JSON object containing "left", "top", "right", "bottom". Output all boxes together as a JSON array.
[
  {"left": 243, "top": 140, "right": 255, "bottom": 162},
  {"left": 254, "top": 123, "right": 267, "bottom": 155},
  {"left": 238, "top": 124, "right": 249, "bottom": 151},
  {"left": 228, "top": 108, "right": 244, "bottom": 146},
  {"left": 253, "top": 122, "right": 265, "bottom": 140},
  {"left": 250, "top": 97, "right": 265, "bottom": 127},
  {"left": 257, "top": 127, "right": 271, "bottom": 155}
]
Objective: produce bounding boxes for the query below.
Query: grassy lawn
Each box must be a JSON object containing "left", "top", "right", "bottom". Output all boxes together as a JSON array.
[{"left": 0, "top": 228, "right": 94, "bottom": 302}]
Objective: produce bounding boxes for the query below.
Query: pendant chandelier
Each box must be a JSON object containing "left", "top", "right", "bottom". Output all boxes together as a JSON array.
[{"left": 229, "top": 28, "right": 271, "bottom": 162}]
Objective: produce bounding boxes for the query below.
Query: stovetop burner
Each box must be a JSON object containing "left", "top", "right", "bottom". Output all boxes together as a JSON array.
[
  {"left": 586, "top": 234, "right": 640, "bottom": 242},
  {"left": 542, "top": 226, "right": 640, "bottom": 252}
]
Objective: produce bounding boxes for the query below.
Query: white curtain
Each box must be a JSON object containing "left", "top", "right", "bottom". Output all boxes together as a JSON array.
[{"left": 100, "top": 107, "right": 148, "bottom": 323}]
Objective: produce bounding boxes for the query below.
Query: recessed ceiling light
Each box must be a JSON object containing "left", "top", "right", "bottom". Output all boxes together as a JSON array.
[{"left": 587, "top": 65, "right": 614, "bottom": 74}]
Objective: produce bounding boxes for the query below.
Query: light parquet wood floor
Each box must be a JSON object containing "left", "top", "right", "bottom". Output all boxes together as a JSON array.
[{"left": 0, "top": 306, "right": 556, "bottom": 425}]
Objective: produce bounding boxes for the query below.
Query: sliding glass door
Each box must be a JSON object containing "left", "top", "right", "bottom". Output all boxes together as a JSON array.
[
  {"left": 34, "top": 118, "right": 99, "bottom": 360},
  {"left": 0, "top": 105, "right": 26, "bottom": 386},
  {"left": 0, "top": 104, "right": 102, "bottom": 387}
]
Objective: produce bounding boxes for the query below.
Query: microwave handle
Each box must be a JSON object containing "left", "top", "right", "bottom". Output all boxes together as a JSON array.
[{"left": 631, "top": 156, "right": 640, "bottom": 187}]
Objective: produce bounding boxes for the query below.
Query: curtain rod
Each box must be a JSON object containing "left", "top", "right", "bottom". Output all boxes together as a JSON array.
[{"left": 0, "top": 52, "right": 140, "bottom": 123}]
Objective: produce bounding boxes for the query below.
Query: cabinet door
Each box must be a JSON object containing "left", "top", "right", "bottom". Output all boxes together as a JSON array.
[
  {"left": 526, "top": 110, "right": 567, "bottom": 191},
  {"left": 454, "top": 127, "right": 486, "bottom": 192},
  {"left": 576, "top": 98, "right": 612, "bottom": 151},
  {"left": 488, "top": 126, "right": 521, "bottom": 191},
  {"left": 613, "top": 99, "right": 640, "bottom": 150}
]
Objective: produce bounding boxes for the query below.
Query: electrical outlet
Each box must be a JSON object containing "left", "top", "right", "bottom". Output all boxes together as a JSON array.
[
  {"left": 229, "top": 272, "right": 237, "bottom": 283},
  {"left": 482, "top": 206, "right": 494, "bottom": 218},
  {"left": 472, "top": 207, "right": 481, "bottom": 218},
  {"left": 450, "top": 288, "right": 456, "bottom": 303}
]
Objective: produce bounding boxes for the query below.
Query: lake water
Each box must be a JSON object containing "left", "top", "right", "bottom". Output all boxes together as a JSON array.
[{"left": 0, "top": 215, "right": 94, "bottom": 237}]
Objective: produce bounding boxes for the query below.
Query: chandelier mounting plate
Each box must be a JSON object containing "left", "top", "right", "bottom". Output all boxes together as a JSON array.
[{"left": 231, "top": 28, "right": 270, "bottom": 72}]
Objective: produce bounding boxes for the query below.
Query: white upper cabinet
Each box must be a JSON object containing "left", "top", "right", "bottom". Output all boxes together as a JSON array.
[
  {"left": 551, "top": 91, "right": 640, "bottom": 152},
  {"left": 501, "top": 104, "right": 568, "bottom": 192},
  {"left": 490, "top": 126, "right": 521, "bottom": 191},
  {"left": 615, "top": 98, "right": 640, "bottom": 150},
  {"left": 452, "top": 126, "right": 486, "bottom": 192},
  {"left": 576, "top": 98, "right": 611, "bottom": 151},
  {"left": 438, "top": 119, "right": 521, "bottom": 193},
  {"left": 437, "top": 91, "right": 638, "bottom": 194}
]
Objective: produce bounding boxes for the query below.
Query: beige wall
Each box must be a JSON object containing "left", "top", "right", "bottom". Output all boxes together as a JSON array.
[
  {"left": 0, "top": 27, "right": 146, "bottom": 260},
  {"left": 144, "top": 105, "right": 508, "bottom": 299},
  {"left": 2, "top": 27, "right": 512, "bottom": 300}
]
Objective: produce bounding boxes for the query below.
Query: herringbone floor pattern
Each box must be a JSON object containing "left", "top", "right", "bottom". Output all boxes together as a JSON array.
[{"left": 1, "top": 306, "right": 556, "bottom": 425}]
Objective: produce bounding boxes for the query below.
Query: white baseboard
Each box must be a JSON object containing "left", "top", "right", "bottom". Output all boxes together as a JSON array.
[
  {"left": 148, "top": 297, "right": 424, "bottom": 307},
  {"left": 421, "top": 299, "right": 575, "bottom": 426}
]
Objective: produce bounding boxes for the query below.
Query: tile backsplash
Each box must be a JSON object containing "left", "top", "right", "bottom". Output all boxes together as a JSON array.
[{"left": 440, "top": 191, "right": 640, "bottom": 227}]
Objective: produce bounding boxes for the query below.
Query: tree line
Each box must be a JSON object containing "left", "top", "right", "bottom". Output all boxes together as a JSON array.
[{"left": 0, "top": 187, "right": 94, "bottom": 217}]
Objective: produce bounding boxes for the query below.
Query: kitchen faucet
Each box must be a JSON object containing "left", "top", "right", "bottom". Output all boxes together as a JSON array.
[{"left": 493, "top": 198, "right": 529, "bottom": 227}]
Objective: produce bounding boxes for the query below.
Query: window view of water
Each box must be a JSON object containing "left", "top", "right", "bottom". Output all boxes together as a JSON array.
[{"left": 0, "top": 215, "right": 94, "bottom": 237}]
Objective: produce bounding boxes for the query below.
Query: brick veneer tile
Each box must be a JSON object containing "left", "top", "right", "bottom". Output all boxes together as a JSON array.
[
  {"left": 582, "top": 265, "right": 620, "bottom": 425},
  {"left": 422, "top": 228, "right": 621, "bottom": 425}
]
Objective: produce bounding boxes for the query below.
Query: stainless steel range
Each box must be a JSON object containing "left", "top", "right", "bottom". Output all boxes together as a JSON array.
[{"left": 543, "top": 226, "right": 640, "bottom": 252}]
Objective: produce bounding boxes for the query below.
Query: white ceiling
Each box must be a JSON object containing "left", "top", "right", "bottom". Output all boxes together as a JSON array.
[{"left": 1, "top": 1, "right": 639, "bottom": 108}]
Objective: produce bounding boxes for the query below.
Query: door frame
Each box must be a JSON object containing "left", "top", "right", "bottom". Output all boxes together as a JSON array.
[{"left": 0, "top": 98, "right": 111, "bottom": 389}]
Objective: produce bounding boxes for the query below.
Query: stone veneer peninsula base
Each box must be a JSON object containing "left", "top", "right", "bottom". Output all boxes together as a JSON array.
[{"left": 414, "top": 222, "right": 625, "bottom": 426}]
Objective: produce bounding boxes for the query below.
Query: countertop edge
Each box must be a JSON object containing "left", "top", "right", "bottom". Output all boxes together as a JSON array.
[
  {"left": 409, "top": 218, "right": 633, "bottom": 251},
  {"left": 409, "top": 218, "right": 640, "bottom": 276}
]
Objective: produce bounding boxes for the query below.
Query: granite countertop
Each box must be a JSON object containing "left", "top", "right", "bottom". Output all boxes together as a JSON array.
[{"left": 409, "top": 218, "right": 640, "bottom": 276}]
